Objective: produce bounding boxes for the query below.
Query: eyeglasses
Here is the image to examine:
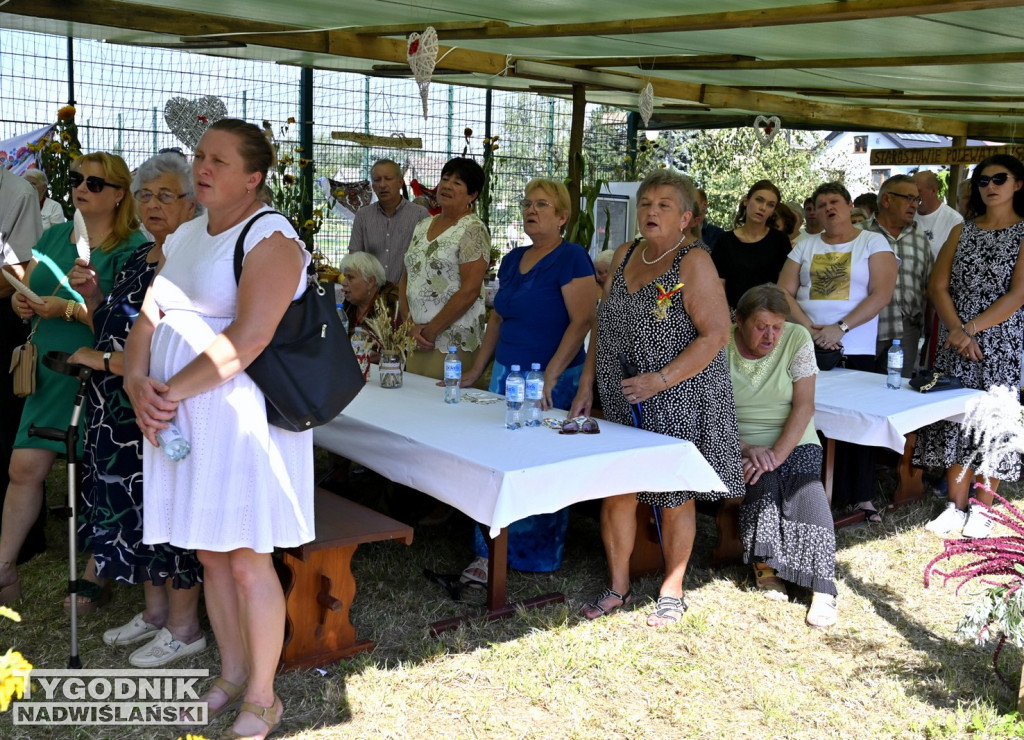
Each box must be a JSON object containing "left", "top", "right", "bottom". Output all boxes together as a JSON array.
[
  {"left": 888, "top": 192, "right": 923, "bottom": 206},
  {"left": 559, "top": 417, "right": 600, "bottom": 435},
  {"left": 69, "top": 172, "right": 118, "bottom": 193},
  {"left": 135, "top": 190, "right": 187, "bottom": 205},
  {"left": 978, "top": 172, "right": 1012, "bottom": 188},
  {"left": 519, "top": 199, "right": 553, "bottom": 211}
]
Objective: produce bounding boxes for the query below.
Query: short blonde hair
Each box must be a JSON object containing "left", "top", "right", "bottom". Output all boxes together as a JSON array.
[{"left": 524, "top": 178, "right": 571, "bottom": 217}]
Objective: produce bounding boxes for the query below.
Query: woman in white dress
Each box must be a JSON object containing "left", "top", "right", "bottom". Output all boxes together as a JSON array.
[{"left": 125, "top": 118, "right": 312, "bottom": 739}]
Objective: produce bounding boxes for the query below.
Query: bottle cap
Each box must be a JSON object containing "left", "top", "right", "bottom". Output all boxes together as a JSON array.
[
  {"left": 893, "top": 340, "right": 901, "bottom": 345},
  {"left": 531, "top": 363, "right": 541, "bottom": 370},
  {"left": 511, "top": 364, "right": 521, "bottom": 371},
  {"left": 448, "top": 346, "right": 457, "bottom": 353}
]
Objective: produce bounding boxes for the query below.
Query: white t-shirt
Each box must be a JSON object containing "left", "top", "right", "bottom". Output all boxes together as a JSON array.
[
  {"left": 915, "top": 203, "right": 963, "bottom": 259},
  {"left": 788, "top": 230, "right": 895, "bottom": 356}
]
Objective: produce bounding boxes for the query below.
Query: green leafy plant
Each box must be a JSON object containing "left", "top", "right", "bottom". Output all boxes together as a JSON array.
[
  {"left": 264, "top": 119, "right": 323, "bottom": 250},
  {"left": 33, "top": 105, "right": 83, "bottom": 220},
  {"left": 565, "top": 151, "right": 607, "bottom": 250}
]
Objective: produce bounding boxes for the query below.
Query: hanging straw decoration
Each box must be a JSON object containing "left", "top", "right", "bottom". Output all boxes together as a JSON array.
[
  {"left": 753, "top": 115, "right": 782, "bottom": 146},
  {"left": 638, "top": 82, "right": 654, "bottom": 127},
  {"left": 407, "top": 27, "right": 439, "bottom": 119}
]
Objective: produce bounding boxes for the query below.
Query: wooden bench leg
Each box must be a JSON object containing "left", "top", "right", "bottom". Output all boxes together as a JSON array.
[
  {"left": 277, "top": 544, "right": 374, "bottom": 672},
  {"left": 629, "top": 503, "right": 664, "bottom": 580}
]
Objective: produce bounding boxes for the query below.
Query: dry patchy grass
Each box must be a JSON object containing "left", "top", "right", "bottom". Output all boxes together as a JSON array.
[{"left": 4, "top": 465, "right": 1024, "bottom": 739}]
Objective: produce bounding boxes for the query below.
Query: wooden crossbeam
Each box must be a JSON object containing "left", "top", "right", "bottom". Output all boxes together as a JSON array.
[
  {"left": 432, "top": 0, "right": 1024, "bottom": 40},
  {"left": 643, "top": 51, "right": 1024, "bottom": 71}
]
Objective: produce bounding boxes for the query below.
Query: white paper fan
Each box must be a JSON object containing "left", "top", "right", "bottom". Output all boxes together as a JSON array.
[
  {"left": 73, "top": 209, "right": 90, "bottom": 265},
  {"left": 407, "top": 27, "right": 439, "bottom": 119},
  {"left": 3, "top": 270, "right": 44, "bottom": 304}
]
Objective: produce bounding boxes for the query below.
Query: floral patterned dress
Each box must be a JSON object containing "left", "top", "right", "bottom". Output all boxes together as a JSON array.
[
  {"left": 79, "top": 243, "right": 202, "bottom": 587},
  {"left": 914, "top": 220, "right": 1024, "bottom": 479},
  {"left": 403, "top": 213, "right": 488, "bottom": 353},
  {"left": 596, "top": 239, "right": 745, "bottom": 506}
]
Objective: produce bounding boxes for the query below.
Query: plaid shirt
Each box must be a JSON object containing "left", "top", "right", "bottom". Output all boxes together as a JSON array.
[{"left": 863, "top": 216, "right": 933, "bottom": 342}]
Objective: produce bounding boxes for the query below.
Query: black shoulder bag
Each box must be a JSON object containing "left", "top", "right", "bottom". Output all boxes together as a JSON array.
[{"left": 233, "top": 211, "right": 363, "bottom": 431}]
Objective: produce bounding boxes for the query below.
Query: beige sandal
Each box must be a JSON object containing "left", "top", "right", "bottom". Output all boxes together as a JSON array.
[
  {"left": 205, "top": 677, "right": 248, "bottom": 721},
  {"left": 806, "top": 592, "right": 838, "bottom": 629},
  {"left": 220, "top": 696, "right": 283, "bottom": 740},
  {"left": 754, "top": 564, "right": 788, "bottom": 602}
]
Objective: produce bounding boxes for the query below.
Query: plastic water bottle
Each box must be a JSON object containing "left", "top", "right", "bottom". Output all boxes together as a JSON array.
[
  {"left": 887, "top": 339, "right": 903, "bottom": 389},
  {"left": 504, "top": 365, "right": 525, "bottom": 430},
  {"left": 156, "top": 422, "right": 190, "bottom": 462},
  {"left": 336, "top": 302, "right": 349, "bottom": 334},
  {"left": 444, "top": 346, "right": 461, "bottom": 404},
  {"left": 525, "top": 363, "right": 544, "bottom": 427}
]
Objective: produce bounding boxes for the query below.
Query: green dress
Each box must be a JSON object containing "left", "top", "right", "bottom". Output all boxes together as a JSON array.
[{"left": 14, "top": 223, "right": 145, "bottom": 453}]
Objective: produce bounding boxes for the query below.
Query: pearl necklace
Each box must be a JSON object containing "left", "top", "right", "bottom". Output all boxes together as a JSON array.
[{"left": 641, "top": 233, "right": 687, "bottom": 265}]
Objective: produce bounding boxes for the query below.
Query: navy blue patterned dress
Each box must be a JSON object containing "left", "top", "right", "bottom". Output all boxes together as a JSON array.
[
  {"left": 597, "top": 240, "right": 746, "bottom": 505},
  {"left": 78, "top": 243, "right": 202, "bottom": 587}
]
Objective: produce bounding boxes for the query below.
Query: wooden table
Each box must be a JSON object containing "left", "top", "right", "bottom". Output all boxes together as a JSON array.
[
  {"left": 314, "top": 372, "right": 726, "bottom": 632},
  {"left": 813, "top": 368, "right": 984, "bottom": 524}
]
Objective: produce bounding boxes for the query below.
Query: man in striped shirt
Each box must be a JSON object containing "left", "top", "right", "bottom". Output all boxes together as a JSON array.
[{"left": 348, "top": 158, "right": 429, "bottom": 284}]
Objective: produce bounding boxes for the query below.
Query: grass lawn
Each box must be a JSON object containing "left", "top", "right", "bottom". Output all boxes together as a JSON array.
[{"left": 4, "top": 462, "right": 1024, "bottom": 739}]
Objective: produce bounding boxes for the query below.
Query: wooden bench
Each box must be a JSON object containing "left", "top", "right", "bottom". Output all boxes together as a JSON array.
[{"left": 276, "top": 487, "right": 413, "bottom": 672}]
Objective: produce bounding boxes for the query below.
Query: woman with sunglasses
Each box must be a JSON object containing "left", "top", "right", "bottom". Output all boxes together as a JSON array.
[
  {"left": 1, "top": 152, "right": 146, "bottom": 605},
  {"left": 916, "top": 154, "right": 1024, "bottom": 539},
  {"left": 64, "top": 152, "right": 205, "bottom": 666},
  {"left": 457, "top": 178, "right": 595, "bottom": 584}
]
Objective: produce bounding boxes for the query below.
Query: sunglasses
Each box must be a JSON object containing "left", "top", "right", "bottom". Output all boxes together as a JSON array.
[
  {"left": 559, "top": 417, "right": 600, "bottom": 435},
  {"left": 69, "top": 172, "right": 118, "bottom": 193},
  {"left": 978, "top": 172, "right": 1011, "bottom": 188}
]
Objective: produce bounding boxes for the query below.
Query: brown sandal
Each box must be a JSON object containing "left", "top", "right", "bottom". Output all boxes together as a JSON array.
[
  {"left": 220, "top": 696, "right": 283, "bottom": 740},
  {"left": 754, "top": 564, "right": 788, "bottom": 602},
  {"left": 205, "top": 677, "right": 248, "bottom": 721}
]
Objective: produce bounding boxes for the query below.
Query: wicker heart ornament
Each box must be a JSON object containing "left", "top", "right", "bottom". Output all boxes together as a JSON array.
[{"left": 164, "top": 96, "right": 228, "bottom": 151}]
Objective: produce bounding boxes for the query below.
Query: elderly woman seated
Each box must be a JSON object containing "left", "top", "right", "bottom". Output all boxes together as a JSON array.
[
  {"left": 727, "top": 283, "right": 838, "bottom": 628},
  {"left": 340, "top": 251, "right": 400, "bottom": 339}
]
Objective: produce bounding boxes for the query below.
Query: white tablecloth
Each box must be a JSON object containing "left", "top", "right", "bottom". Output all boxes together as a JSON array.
[
  {"left": 814, "top": 368, "right": 985, "bottom": 452},
  {"left": 314, "top": 372, "right": 727, "bottom": 536}
]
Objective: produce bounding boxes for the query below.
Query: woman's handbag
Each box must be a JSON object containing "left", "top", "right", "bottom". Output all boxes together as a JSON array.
[
  {"left": 814, "top": 346, "right": 843, "bottom": 371},
  {"left": 9, "top": 332, "right": 37, "bottom": 397},
  {"left": 233, "top": 211, "right": 364, "bottom": 432},
  {"left": 909, "top": 371, "right": 964, "bottom": 393}
]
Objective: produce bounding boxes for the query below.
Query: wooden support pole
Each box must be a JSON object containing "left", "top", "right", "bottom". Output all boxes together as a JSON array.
[
  {"left": 567, "top": 84, "right": 586, "bottom": 238},
  {"left": 947, "top": 135, "right": 968, "bottom": 208}
]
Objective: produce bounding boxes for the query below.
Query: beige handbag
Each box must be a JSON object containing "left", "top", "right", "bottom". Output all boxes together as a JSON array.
[{"left": 10, "top": 330, "right": 37, "bottom": 398}]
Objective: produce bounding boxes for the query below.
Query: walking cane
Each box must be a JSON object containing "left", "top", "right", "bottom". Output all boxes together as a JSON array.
[
  {"left": 619, "top": 353, "right": 665, "bottom": 554},
  {"left": 28, "top": 351, "right": 92, "bottom": 669}
]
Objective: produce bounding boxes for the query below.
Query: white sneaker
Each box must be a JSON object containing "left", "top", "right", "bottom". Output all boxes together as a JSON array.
[
  {"left": 925, "top": 502, "right": 967, "bottom": 536},
  {"left": 962, "top": 502, "right": 996, "bottom": 539},
  {"left": 129, "top": 628, "right": 207, "bottom": 667},
  {"left": 103, "top": 612, "right": 160, "bottom": 646}
]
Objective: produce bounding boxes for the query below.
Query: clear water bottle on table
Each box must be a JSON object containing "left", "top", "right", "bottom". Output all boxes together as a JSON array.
[
  {"left": 504, "top": 364, "right": 525, "bottom": 430},
  {"left": 444, "top": 346, "right": 461, "bottom": 404},
  {"left": 157, "top": 421, "right": 190, "bottom": 462},
  {"left": 887, "top": 339, "right": 903, "bottom": 389},
  {"left": 525, "top": 363, "right": 544, "bottom": 427}
]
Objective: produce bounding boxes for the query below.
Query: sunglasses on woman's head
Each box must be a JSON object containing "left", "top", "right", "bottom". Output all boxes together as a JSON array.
[
  {"left": 978, "top": 172, "right": 1011, "bottom": 188},
  {"left": 69, "top": 172, "right": 117, "bottom": 192}
]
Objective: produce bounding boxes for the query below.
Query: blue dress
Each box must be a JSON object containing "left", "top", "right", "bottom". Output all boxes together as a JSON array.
[
  {"left": 78, "top": 243, "right": 202, "bottom": 587},
  {"left": 472, "top": 240, "right": 595, "bottom": 572}
]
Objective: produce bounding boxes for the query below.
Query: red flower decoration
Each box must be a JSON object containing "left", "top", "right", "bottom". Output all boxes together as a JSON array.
[
  {"left": 409, "top": 39, "right": 420, "bottom": 56},
  {"left": 197, "top": 115, "right": 208, "bottom": 124}
]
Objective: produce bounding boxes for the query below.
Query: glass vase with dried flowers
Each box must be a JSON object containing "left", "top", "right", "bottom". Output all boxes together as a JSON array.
[{"left": 361, "top": 295, "right": 415, "bottom": 388}]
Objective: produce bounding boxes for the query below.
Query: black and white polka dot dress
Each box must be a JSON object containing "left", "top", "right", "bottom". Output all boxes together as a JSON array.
[{"left": 596, "top": 239, "right": 746, "bottom": 507}]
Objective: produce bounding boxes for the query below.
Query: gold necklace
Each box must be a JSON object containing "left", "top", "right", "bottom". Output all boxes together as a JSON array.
[{"left": 641, "top": 233, "right": 687, "bottom": 265}]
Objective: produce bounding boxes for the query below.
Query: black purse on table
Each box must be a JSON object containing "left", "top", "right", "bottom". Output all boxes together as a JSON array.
[
  {"left": 909, "top": 371, "right": 964, "bottom": 393},
  {"left": 232, "top": 211, "right": 363, "bottom": 432}
]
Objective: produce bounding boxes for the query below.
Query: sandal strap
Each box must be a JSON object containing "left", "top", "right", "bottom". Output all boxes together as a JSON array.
[
  {"left": 652, "top": 595, "right": 687, "bottom": 616},
  {"left": 212, "top": 677, "right": 247, "bottom": 701},
  {"left": 75, "top": 580, "right": 107, "bottom": 600},
  {"left": 238, "top": 699, "right": 282, "bottom": 728}
]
